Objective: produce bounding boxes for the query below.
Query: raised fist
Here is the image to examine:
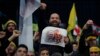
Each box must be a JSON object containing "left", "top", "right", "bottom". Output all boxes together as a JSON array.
[
  {"left": 83, "top": 19, "right": 94, "bottom": 29},
  {"left": 86, "top": 20, "right": 93, "bottom": 25},
  {"left": 12, "top": 30, "right": 20, "bottom": 37},
  {"left": 40, "top": 3, "right": 47, "bottom": 10},
  {"left": 0, "top": 31, "right": 6, "bottom": 39}
]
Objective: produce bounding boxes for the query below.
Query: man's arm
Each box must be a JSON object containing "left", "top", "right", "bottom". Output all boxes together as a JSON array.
[
  {"left": 8, "top": 30, "right": 20, "bottom": 42},
  {"left": 78, "top": 19, "right": 93, "bottom": 53}
]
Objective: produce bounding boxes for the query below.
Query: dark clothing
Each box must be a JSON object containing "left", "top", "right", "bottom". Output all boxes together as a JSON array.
[
  {"left": 70, "top": 51, "right": 80, "bottom": 56},
  {"left": 48, "top": 23, "right": 66, "bottom": 29},
  {"left": 0, "top": 38, "right": 10, "bottom": 56},
  {"left": 0, "top": 20, "right": 3, "bottom": 31},
  {"left": 34, "top": 40, "right": 40, "bottom": 56},
  {"left": 78, "top": 26, "right": 92, "bottom": 56},
  {"left": 64, "top": 42, "right": 73, "bottom": 54},
  {"left": 0, "top": 24, "right": 2, "bottom": 31}
]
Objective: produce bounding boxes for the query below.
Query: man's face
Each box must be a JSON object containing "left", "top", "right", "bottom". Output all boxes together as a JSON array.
[
  {"left": 72, "top": 44, "right": 78, "bottom": 51},
  {"left": 27, "top": 51, "right": 35, "bottom": 56},
  {"left": 6, "top": 43, "right": 16, "bottom": 54},
  {"left": 89, "top": 39, "right": 97, "bottom": 46},
  {"left": 92, "top": 39, "right": 97, "bottom": 46},
  {"left": 7, "top": 23, "right": 16, "bottom": 32},
  {"left": 90, "top": 51, "right": 100, "bottom": 56},
  {"left": 40, "top": 50, "right": 49, "bottom": 56},
  {"left": 49, "top": 13, "right": 61, "bottom": 27},
  {"left": 15, "top": 47, "right": 27, "bottom": 56}
]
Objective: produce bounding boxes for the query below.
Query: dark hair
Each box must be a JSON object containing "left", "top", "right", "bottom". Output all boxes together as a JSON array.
[
  {"left": 49, "top": 12, "right": 61, "bottom": 20},
  {"left": 51, "top": 52, "right": 62, "bottom": 56},
  {"left": 17, "top": 44, "right": 28, "bottom": 52},
  {"left": 39, "top": 47, "right": 49, "bottom": 55}
]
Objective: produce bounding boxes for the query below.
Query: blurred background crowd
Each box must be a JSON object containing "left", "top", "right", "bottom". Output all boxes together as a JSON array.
[{"left": 0, "top": 0, "right": 100, "bottom": 56}]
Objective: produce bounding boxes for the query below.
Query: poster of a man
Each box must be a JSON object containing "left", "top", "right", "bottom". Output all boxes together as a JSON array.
[
  {"left": 41, "top": 26, "right": 67, "bottom": 47},
  {"left": 46, "top": 29, "right": 62, "bottom": 43}
]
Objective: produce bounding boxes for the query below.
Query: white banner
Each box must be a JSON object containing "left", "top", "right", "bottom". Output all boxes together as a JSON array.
[{"left": 19, "top": 0, "right": 40, "bottom": 51}]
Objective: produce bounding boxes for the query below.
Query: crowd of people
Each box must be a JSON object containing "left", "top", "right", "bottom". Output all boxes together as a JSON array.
[{"left": 0, "top": 2, "right": 100, "bottom": 56}]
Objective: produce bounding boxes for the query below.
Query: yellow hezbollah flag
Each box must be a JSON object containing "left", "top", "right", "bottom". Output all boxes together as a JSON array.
[{"left": 67, "top": 3, "right": 77, "bottom": 32}]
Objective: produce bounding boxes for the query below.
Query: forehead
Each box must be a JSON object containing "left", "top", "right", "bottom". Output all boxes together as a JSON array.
[
  {"left": 9, "top": 43, "right": 15, "bottom": 46},
  {"left": 50, "top": 13, "right": 60, "bottom": 18},
  {"left": 17, "top": 47, "right": 27, "bottom": 51},
  {"left": 41, "top": 50, "right": 49, "bottom": 53}
]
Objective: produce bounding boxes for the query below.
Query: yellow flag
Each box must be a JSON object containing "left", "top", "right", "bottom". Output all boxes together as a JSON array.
[{"left": 67, "top": 3, "right": 76, "bottom": 32}]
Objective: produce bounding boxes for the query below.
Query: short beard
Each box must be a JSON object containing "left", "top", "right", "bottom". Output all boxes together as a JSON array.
[{"left": 49, "top": 23, "right": 59, "bottom": 27}]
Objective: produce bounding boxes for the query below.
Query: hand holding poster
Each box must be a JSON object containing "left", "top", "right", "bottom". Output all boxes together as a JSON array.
[{"left": 41, "top": 26, "right": 67, "bottom": 47}]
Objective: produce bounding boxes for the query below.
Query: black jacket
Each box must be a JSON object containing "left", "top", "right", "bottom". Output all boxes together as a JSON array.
[{"left": 0, "top": 38, "right": 10, "bottom": 56}]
